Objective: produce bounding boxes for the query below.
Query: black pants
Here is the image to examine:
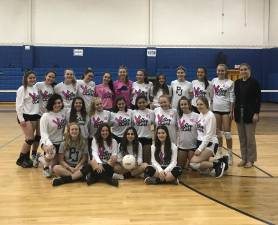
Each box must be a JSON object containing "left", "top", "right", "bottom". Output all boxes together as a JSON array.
[{"left": 81, "top": 163, "right": 114, "bottom": 180}]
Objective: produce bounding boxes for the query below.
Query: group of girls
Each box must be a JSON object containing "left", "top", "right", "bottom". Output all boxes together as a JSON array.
[{"left": 15, "top": 63, "right": 237, "bottom": 187}]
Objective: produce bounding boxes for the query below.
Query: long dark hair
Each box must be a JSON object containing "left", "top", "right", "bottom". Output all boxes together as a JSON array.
[
  {"left": 44, "top": 70, "right": 57, "bottom": 87},
  {"left": 177, "top": 96, "right": 192, "bottom": 118},
  {"left": 135, "top": 95, "right": 148, "bottom": 110},
  {"left": 113, "top": 96, "right": 128, "bottom": 112},
  {"left": 154, "top": 126, "right": 172, "bottom": 164},
  {"left": 137, "top": 69, "right": 149, "bottom": 84},
  {"left": 118, "top": 65, "right": 129, "bottom": 84},
  {"left": 94, "top": 123, "right": 112, "bottom": 149},
  {"left": 197, "top": 67, "right": 209, "bottom": 89},
  {"left": 120, "top": 127, "right": 139, "bottom": 158},
  {"left": 81, "top": 67, "right": 94, "bottom": 79},
  {"left": 69, "top": 97, "right": 87, "bottom": 123},
  {"left": 152, "top": 73, "right": 169, "bottom": 96},
  {"left": 22, "top": 70, "right": 36, "bottom": 89},
  {"left": 103, "top": 72, "right": 114, "bottom": 92}
]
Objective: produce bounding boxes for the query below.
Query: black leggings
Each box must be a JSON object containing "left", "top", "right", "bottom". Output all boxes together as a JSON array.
[
  {"left": 144, "top": 165, "right": 182, "bottom": 178},
  {"left": 81, "top": 163, "right": 114, "bottom": 180}
]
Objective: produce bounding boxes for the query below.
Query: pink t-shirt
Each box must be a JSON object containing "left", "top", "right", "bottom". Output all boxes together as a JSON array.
[
  {"left": 113, "top": 80, "right": 132, "bottom": 107},
  {"left": 95, "top": 84, "right": 113, "bottom": 110}
]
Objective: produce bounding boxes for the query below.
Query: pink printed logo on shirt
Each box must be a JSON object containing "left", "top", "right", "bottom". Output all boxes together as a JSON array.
[
  {"left": 52, "top": 117, "right": 66, "bottom": 129},
  {"left": 29, "top": 92, "right": 39, "bottom": 104}
]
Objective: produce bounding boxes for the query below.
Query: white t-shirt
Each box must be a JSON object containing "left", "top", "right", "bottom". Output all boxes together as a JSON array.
[
  {"left": 131, "top": 82, "right": 152, "bottom": 105},
  {"left": 16, "top": 85, "right": 40, "bottom": 122},
  {"left": 76, "top": 79, "right": 96, "bottom": 112},
  {"left": 91, "top": 138, "right": 118, "bottom": 164},
  {"left": 66, "top": 111, "right": 89, "bottom": 138},
  {"left": 111, "top": 109, "right": 132, "bottom": 137},
  {"left": 170, "top": 80, "right": 192, "bottom": 109},
  {"left": 88, "top": 110, "right": 111, "bottom": 138},
  {"left": 35, "top": 82, "right": 54, "bottom": 115},
  {"left": 132, "top": 109, "right": 154, "bottom": 139},
  {"left": 117, "top": 143, "right": 143, "bottom": 165},
  {"left": 150, "top": 85, "right": 171, "bottom": 108},
  {"left": 212, "top": 78, "right": 235, "bottom": 112},
  {"left": 154, "top": 107, "right": 177, "bottom": 143},
  {"left": 177, "top": 112, "right": 199, "bottom": 150},
  {"left": 54, "top": 82, "right": 77, "bottom": 109},
  {"left": 191, "top": 80, "right": 213, "bottom": 107},
  {"left": 196, "top": 111, "right": 218, "bottom": 152}
]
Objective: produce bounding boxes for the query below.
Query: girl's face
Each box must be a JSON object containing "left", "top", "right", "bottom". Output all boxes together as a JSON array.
[
  {"left": 95, "top": 100, "right": 103, "bottom": 112},
  {"left": 158, "top": 75, "right": 166, "bottom": 85},
  {"left": 179, "top": 99, "right": 190, "bottom": 113},
  {"left": 177, "top": 69, "right": 186, "bottom": 81},
  {"left": 84, "top": 72, "right": 93, "bottom": 82},
  {"left": 101, "top": 126, "right": 109, "bottom": 139},
  {"left": 74, "top": 99, "right": 83, "bottom": 112},
  {"left": 239, "top": 65, "right": 251, "bottom": 79},
  {"left": 217, "top": 65, "right": 226, "bottom": 79},
  {"left": 103, "top": 73, "right": 111, "bottom": 85},
  {"left": 197, "top": 68, "right": 205, "bottom": 81},
  {"left": 45, "top": 72, "right": 55, "bottom": 85},
  {"left": 126, "top": 129, "right": 135, "bottom": 143},
  {"left": 159, "top": 97, "right": 170, "bottom": 110},
  {"left": 157, "top": 128, "right": 167, "bottom": 143},
  {"left": 117, "top": 99, "right": 126, "bottom": 111},
  {"left": 137, "top": 98, "right": 147, "bottom": 110},
  {"left": 53, "top": 99, "right": 63, "bottom": 112},
  {"left": 197, "top": 99, "right": 208, "bottom": 113},
  {"left": 27, "top": 73, "right": 36, "bottom": 86},
  {"left": 118, "top": 69, "right": 127, "bottom": 81},
  {"left": 64, "top": 70, "right": 74, "bottom": 83},
  {"left": 136, "top": 71, "right": 145, "bottom": 83},
  {"left": 69, "top": 124, "right": 80, "bottom": 138}
]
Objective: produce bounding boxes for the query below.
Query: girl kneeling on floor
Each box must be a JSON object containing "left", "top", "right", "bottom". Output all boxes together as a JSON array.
[
  {"left": 114, "top": 127, "right": 148, "bottom": 179},
  {"left": 144, "top": 125, "right": 182, "bottom": 185},
  {"left": 52, "top": 122, "right": 88, "bottom": 186}
]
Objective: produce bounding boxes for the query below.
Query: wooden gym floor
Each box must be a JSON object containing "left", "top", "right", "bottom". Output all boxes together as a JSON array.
[{"left": 0, "top": 103, "right": 277, "bottom": 225}]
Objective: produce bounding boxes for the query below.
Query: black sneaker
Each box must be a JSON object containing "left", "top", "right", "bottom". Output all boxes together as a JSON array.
[
  {"left": 86, "top": 173, "right": 96, "bottom": 186},
  {"left": 16, "top": 157, "right": 24, "bottom": 167},
  {"left": 219, "top": 156, "right": 229, "bottom": 171},
  {"left": 144, "top": 177, "right": 159, "bottom": 185},
  {"left": 21, "top": 159, "right": 33, "bottom": 168},
  {"left": 105, "top": 177, "right": 119, "bottom": 187},
  {"left": 214, "top": 162, "right": 225, "bottom": 178},
  {"left": 52, "top": 178, "right": 64, "bottom": 186}
]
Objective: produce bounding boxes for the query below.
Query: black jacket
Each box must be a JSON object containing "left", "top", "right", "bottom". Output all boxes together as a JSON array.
[{"left": 234, "top": 77, "right": 261, "bottom": 123}]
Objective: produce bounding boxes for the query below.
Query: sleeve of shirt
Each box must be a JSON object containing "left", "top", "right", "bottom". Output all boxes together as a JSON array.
[
  {"left": 197, "top": 114, "right": 216, "bottom": 152},
  {"left": 229, "top": 81, "right": 235, "bottom": 104},
  {"left": 91, "top": 138, "right": 102, "bottom": 164},
  {"left": 16, "top": 87, "right": 25, "bottom": 122},
  {"left": 151, "top": 145, "right": 163, "bottom": 173},
  {"left": 164, "top": 143, "right": 178, "bottom": 173},
  {"left": 137, "top": 143, "right": 143, "bottom": 165},
  {"left": 40, "top": 113, "right": 53, "bottom": 146},
  {"left": 117, "top": 143, "right": 123, "bottom": 162},
  {"left": 111, "top": 139, "right": 118, "bottom": 156}
]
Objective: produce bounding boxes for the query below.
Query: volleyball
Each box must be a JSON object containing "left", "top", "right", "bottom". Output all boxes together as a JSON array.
[{"left": 122, "top": 154, "right": 136, "bottom": 170}]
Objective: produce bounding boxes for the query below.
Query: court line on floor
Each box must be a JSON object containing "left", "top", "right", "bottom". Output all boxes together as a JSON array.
[
  {"left": 180, "top": 181, "right": 274, "bottom": 225},
  {"left": 0, "top": 134, "right": 22, "bottom": 150},
  {"left": 232, "top": 152, "right": 274, "bottom": 178}
]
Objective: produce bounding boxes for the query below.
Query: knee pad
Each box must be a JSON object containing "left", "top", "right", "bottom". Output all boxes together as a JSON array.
[
  {"left": 80, "top": 164, "right": 92, "bottom": 177},
  {"left": 34, "top": 135, "right": 41, "bottom": 142},
  {"left": 171, "top": 166, "right": 182, "bottom": 178},
  {"left": 217, "top": 130, "right": 223, "bottom": 139},
  {"left": 25, "top": 139, "right": 34, "bottom": 146},
  {"left": 224, "top": 132, "right": 232, "bottom": 140},
  {"left": 144, "top": 165, "right": 156, "bottom": 177},
  {"left": 190, "top": 162, "right": 200, "bottom": 170}
]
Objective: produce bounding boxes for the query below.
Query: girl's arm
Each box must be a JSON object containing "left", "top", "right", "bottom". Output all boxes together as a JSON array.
[
  {"left": 164, "top": 143, "right": 177, "bottom": 173},
  {"left": 151, "top": 145, "right": 163, "bottom": 173}
]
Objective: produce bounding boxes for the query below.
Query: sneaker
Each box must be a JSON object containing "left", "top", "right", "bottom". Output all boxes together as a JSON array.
[
  {"left": 171, "top": 178, "right": 179, "bottom": 185},
  {"left": 105, "top": 177, "right": 119, "bottom": 187},
  {"left": 52, "top": 178, "right": 64, "bottom": 186},
  {"left": 244, "top": 162, "right": 253, "bottom": 168},
  {"left": 228, "top": 151, "right": 233, "bottom": 166},
  {"left": 20, "top": 159, "right": 33, "bottom": 168},
  {"left": 43, "top": 167, "right": 52, "bottom": 178},
  {"left": 237, "top": 160, "right": 246, "bottom": 167},
  {"left": 16, "top": 157, "right": 24, "bottom": 167},
  {"left": 112, "top": 173, "right": 125, "bottom": 180},
  {"left": 219, "top": 156, "right": 229, "bottom": 171},
  {"left": 86, "top": 173, "right": 96, "bottom": 185},
  {"left": 214, "top": 162, "right": 225, "bottom": 178},
  {"left": 144, "top": 177, "right": 158, "bottom": 185},
  {"left": 32, "top": 153, "right": 41, "bottom": 168}
]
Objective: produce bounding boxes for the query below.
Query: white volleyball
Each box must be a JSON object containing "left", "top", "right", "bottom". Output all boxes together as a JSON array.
[{"left": 122, "top": 154, "right": 136, "bottom": 170}]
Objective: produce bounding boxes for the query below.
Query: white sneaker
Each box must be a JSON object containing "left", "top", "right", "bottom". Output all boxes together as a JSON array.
[
  {"left": 112, "top": 173, "right": 124, "bottom": 180},
  {"left": 32, "top": 152, "right": 41, "bottom": 168},
  {"left": 43, "top": 167, "right": 52, "bottom": 178}
]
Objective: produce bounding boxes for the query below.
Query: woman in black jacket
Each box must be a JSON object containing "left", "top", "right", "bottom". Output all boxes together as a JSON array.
[{"left": 234, "top": 63, "right": 261, "bottom": 168}]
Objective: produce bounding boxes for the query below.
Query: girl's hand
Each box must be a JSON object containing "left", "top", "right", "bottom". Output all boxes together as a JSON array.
[
  {"left": 159, "top": 171, "right": 165, "bottom": 181},
  {"left": 96, "top": 164, "right": 104, "bottom": 173},
  {"left": 252, "top": 113, "right": 259, "bottom": 123}
]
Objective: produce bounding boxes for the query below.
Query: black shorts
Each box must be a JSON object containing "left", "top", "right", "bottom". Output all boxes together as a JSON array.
[
  {"left": 213, "top": 111, "right": 230, "bottom": 115},
  {"left": 196, "top": 140, "right": 218, "bottom": 155},
  {"left": 17, "top": 114, "right": 41, "bottom": 124},
  {"left": 178, "top": 147, "right": 196, "bottom": 152},
  {"left": 138, "top": 137, "right": 152, "bottom": 146}
]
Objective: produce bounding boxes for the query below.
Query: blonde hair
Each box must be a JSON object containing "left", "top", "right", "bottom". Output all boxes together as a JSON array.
[
  {"left": 64, "top": 122, "right": 86, "bottom": 153},
  {"left": 89, "top": 97, "right": 102, "bottom": 116}
]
